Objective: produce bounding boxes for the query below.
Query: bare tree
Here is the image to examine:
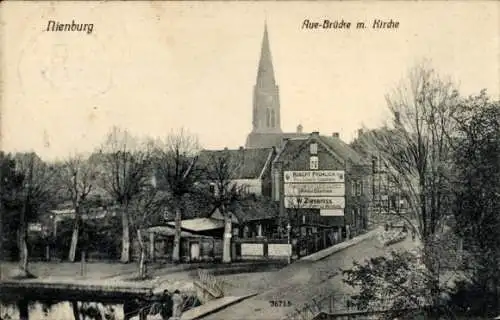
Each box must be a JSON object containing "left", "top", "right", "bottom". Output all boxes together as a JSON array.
[
  {"left": 129, "top": 185, "right": 165, "bottom": 279},
  {"left": 153, "top": 129, "right": 201, "bottom": 263},
  {"left": 13, "top": 152, "right": 57, "bottom": 276},
  {"left": 202, "top": 150, "right": 247, "bottom": 263},
  {"left": 57, "top": 154, "right": 96, "bottom": 262},
  {"left": 97, "top": 127, "right": 152, "bottom": 263},
  {"left": 351, "top": 62, "right": 459, "bottom": 315}
]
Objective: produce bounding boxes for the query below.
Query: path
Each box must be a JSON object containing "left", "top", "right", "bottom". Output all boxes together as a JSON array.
[{"left": 201, "top": 235, "right": 418, "bottom": 320}]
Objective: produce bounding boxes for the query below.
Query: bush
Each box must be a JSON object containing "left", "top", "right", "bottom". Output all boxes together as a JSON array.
[{"left": 43, "top": 216, "right": 123, "bottom": 261}]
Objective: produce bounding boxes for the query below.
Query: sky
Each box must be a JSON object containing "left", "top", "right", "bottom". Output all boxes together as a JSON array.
[{"left": 1, "top": 1, "right": 499, "bottom": 161}]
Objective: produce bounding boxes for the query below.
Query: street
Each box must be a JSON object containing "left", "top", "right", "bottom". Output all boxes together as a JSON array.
[{"left": 201, "top": 234, "right": 417, "bottom": 320}]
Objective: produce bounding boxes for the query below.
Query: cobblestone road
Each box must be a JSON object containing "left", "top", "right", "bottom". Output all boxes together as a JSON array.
[{"left": 202, "top": 235, "right": 418, "bottom": 320}]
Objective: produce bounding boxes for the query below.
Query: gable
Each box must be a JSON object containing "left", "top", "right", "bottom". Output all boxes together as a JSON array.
[{"left": 274, "top": 137, "right": 345, "bottom": 171}]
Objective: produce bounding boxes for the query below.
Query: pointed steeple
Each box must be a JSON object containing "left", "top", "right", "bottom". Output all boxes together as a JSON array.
[
  {"left": 250, "top": 20, "right": 282, "bottom": 136},
  {"left": 256, "top": 21, "right": 276, "bottom": 88}
]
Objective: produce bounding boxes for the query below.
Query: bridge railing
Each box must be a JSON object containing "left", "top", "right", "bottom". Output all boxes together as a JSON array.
[
  {"left": 197, "top": 269, "right": 224, "bottom": 298},
  {"left": 282, "top": 292, "right": 399, "bottom": 320}
]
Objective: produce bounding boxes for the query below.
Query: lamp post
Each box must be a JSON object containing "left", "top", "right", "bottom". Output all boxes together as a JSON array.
[{"left": 286, "top": 222, "right": 292, "bottom": 264}]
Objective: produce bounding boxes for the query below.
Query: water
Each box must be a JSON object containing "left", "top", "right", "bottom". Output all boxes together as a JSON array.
[
  {"left": 1, "top": 293, "right": 201, "bottom": 319},
  {"left": 0, "top": 301, "right": 125, "bottom": 319}
]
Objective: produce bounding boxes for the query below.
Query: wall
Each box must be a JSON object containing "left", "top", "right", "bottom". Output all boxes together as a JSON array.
[
  {"left": 231, "top": 179, "right": 262, "bottom": 195},
  {"left": 233, "top": 238, "right": 291, "bottom": 260},
  {"left": 273, "top": 137, "right": 371, "bottom": 231}
]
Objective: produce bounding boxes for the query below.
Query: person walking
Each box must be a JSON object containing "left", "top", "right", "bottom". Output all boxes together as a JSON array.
[
  {"left": 170, "top": 289, "right": 184, "bottom": 320},
  {"left": 158, "top": 289, "right": 173, "bottom": 320}
]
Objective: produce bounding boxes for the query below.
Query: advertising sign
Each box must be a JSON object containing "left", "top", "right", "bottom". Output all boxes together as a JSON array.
[
  {"left": 284, "top": 183, "right": 345, "bottom": 197},
  {"left": 241, "top": 243, "right": 264, "bottom": 256},
  {"left": 285, "top": 196, "right": 345, "bottom": 209},
  {"left": 284, "top": 171, "right": 345, "bottom": 183},
  {"left": 268, "top": 244, "right": 292, "bottom": 257},
  {"left": 320, "top": 209, "right": 345, "bottom": 216}
]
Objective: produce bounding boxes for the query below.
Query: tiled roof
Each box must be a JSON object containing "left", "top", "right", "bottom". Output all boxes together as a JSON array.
[
  {"left": 272, "top": 133, "right": 368, "bottom": 167},
  {"left": 245, "top": 132, "right": 308, "bottom": 149},
  {"left": 227, "top": 197, "right": 281, "bottom": 222},
  {"left": 318, "top": 135, "right": 368, "bottom": 166},
  {"left": 198, "top": 148, "right": 274, "bottom": 179}
]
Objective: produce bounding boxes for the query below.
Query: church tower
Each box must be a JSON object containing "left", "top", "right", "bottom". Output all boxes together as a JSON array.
[{"left": 252, "top": 22, "right": 282, "bottom": 134}]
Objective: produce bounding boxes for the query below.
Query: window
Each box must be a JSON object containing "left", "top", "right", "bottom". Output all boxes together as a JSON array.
[
  {"left": 351, "top": 181, "right": 356, "bottom": 195},
  {"left": 310, "top": 143, "right": 318, "bottom": 155},
  {"left": 310, "top": 156, "right": 319, "bottom": 170},
  {"left": 357, "top": 181, "right": 363, "bottom": 196}
]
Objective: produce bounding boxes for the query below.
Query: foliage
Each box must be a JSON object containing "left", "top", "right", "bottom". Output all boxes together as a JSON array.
[
  {"left": 0, "top": 152, "right": 25, "bottom": 259},
  {"left": 343, "top": 250, "right": 432, "bottom": 316},
  {"left": 449, "top": 92, "right": 500, "bottom": 314},
  {"left": 55, "top": 216, "right": 123, "bottom": 260}
]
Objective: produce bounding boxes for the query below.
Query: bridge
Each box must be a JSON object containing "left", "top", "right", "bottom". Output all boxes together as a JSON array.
[{"left": 0, "top": 278, "right": 156, "bottom": 320}]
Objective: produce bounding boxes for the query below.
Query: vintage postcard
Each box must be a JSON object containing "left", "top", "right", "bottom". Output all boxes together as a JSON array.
[{"left": 0, "top": 1, "right": 499, "bottom": 320}]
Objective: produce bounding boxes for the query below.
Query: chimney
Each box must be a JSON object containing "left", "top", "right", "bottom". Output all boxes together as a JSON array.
[
  {"left": 296, "top": 124, "right": 303, "bottom": 133},
  {"left": 224, "top": 147, "right": 228, "bottom": 150},
  {"left": 332, "top": 132, "right": 339, "bottom": 138},
  {"left": 394, "top": 112, "right": 401, "bottom": 126},
  {"left": 239, "top": 146, "right": 244, "bottom": 150},
  {"left": 357, "top": 129, "right": 364, "bottom": 137}
]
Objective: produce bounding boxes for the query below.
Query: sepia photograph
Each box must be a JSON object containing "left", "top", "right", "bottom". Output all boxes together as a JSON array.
[{"left": 0, "top": 1, "right": 499, "bottom": 319}]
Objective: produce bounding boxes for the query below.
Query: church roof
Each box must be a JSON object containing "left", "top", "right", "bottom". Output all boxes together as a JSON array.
[
  {"left": 198, "top": 147, "right": 275, "bottom": 180},
  {"left": 256, "top": 22, "right": 276, "bottom": 87}
]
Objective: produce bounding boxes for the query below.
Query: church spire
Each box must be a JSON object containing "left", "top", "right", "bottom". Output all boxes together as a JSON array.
[
  {"left": 251, "top": 21, "right": 282, "bottom": 134},
  {"left": 256, "top": 21, "right": 276, "bottom": 87}
]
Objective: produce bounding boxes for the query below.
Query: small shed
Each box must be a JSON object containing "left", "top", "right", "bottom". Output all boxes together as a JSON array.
[{"left": 144, "top": 225, "right": 221, "bottom": 262}]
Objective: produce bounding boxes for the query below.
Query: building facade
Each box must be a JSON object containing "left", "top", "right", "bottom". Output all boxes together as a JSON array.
[{"left": 272, "top": 132, "right": 372, "bottom": 239}]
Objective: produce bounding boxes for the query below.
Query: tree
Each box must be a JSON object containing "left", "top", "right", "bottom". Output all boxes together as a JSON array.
[
  {"left": 344, "top": 62, "right": 460, "bottom": 316},
  {"left": 13, "top": 152, "right": 57, "bottom": 276},
  {"left": 0, "top": 152, "right": 25, "bottom": 262},
  {"left": 449, "top": 92, "right": 500, "bottom": 316},
  {"left": 152, "top": 129, "right": 201, "bottom": 263},
  {"left": 97, "top": 127, "right": 152, "bottom": 263},
  {"left": 57, "top": 155, "right": 96, "bottom": 262},
  {"left": 201, "top": 149, "right": 247, "bottom": 263},
  {"left": 129, "top": 185, "right": 165, "bottom": 279}
]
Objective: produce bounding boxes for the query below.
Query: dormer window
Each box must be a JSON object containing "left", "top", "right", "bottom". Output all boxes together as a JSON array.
[
  {"left": 310, "top": 143, "right": 318, "bottom": 155},
  {"left": 310, "top": 156, "right": 319, "bottom": 170}
]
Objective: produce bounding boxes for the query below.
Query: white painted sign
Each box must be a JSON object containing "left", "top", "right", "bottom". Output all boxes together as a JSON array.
[
  {"left": 320, "top": 209, "right": 345, "bottom": 216},
  {"left": 28, "top": 223, "right": 42, "bottom": 232},
  {"left": 285, "top": 196, "right": 345, "bottom": 209},
  {"left": 284, "top": 183, "right": 345, "bottom": 197},
  {"left": 268, "top": 244, "right": 292, "bottom": 257},
  {"left": 241, "top": 243, "right": 264, "bottom": 256},
  {"left": 284, "top": 171, "right": 345, "bottom": 183}
]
